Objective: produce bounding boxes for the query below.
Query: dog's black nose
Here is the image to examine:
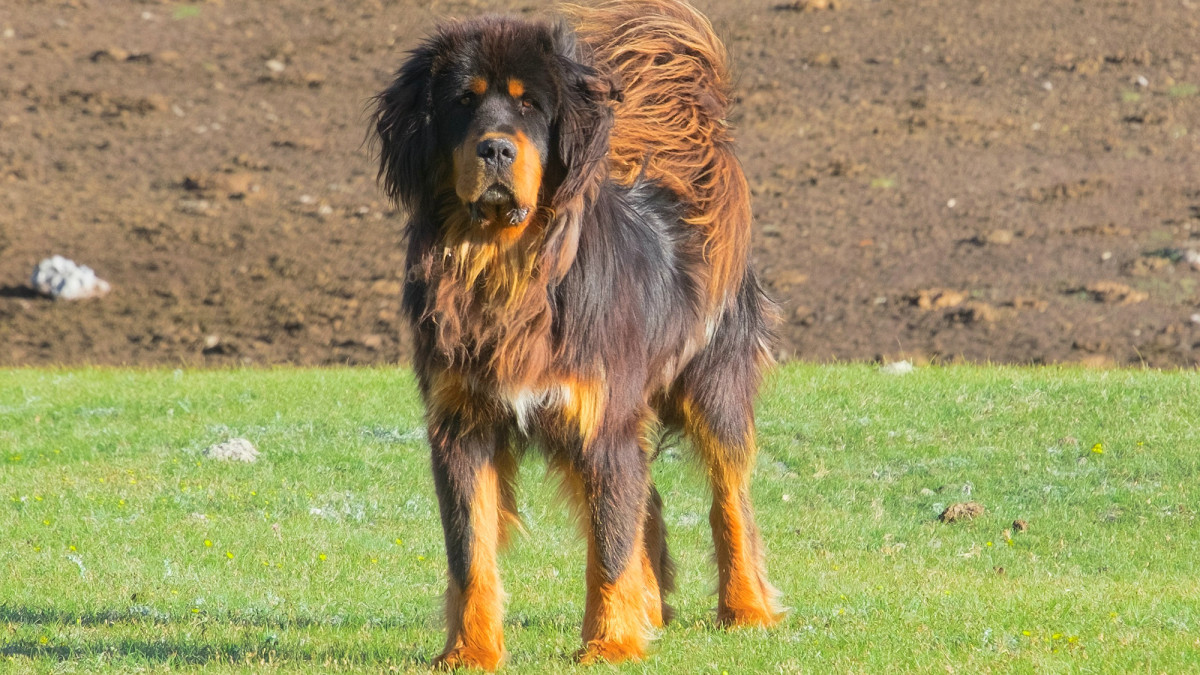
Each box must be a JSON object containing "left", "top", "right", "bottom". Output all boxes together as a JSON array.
[{"left": 477, "top": 138, "right": 517, "bottom": 168}]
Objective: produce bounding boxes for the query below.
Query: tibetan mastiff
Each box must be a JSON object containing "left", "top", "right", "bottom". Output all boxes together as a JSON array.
[{"left": 372, "top": 0, "right": 781, "bottom": 668}]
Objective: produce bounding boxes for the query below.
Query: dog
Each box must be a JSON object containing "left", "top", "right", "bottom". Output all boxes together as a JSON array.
[{"left": 372, "top": 0, "right": 781, "bottom": 668}]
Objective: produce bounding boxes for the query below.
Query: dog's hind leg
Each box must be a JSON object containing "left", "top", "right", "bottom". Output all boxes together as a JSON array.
[
  {"left": 687, "top": 404, "right": 782, "bottom": 628},
  {"left": 428, "top": 420, "right": 515, "bottom": 671},
  {"left": 670, "top": 280, "right": 783, "bottom": 628}
]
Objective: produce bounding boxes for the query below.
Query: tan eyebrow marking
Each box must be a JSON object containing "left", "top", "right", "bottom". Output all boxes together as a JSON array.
[
  {"left": 469, "top": 77, "right": 488, "bottom": 95},
  {"left": 507, "top": 78, "right": 525, "bottom": 98}
]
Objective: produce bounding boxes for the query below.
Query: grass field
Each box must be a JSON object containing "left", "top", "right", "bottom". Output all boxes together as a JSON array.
[{"left": 2, "top": 366, "right": 1199, "bottom": 673}]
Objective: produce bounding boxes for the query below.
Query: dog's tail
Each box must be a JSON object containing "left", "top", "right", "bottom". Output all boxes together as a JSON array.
[{"left": 567, "top": 0, "right": 750, "bottom": 308}]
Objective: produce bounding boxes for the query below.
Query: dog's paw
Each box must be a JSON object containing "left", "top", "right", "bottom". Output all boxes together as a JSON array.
[
  {"left": 716, "top": 602, "right": 785, "bottom": 629},
  {"left": 432, "top": 646, "right": 505, "bottom": 672},
  {"left": 573, "top": 639, "right": 646, "bottom": 665}
]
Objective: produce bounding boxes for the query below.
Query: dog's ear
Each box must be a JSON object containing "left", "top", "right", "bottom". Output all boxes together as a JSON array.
[
  {"left": 373, "top": 40, "right": 442, "bottom": 213},
  {"left": 543, "top": 22, "right": 621, "bottom": 283}
]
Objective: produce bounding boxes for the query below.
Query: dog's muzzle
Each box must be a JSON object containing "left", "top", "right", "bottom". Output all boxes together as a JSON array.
[{"left": 455, "top": 132, "right": 541, "bottom": 227}]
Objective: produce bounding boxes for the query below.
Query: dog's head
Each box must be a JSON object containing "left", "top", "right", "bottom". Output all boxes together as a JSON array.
[{"left": 374, "top": 17, "right": 618, "bottom": 275}]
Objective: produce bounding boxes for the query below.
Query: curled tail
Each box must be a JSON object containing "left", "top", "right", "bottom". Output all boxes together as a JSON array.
[{"left": 567, "top": 0, "right": 752, "bottom": 309}]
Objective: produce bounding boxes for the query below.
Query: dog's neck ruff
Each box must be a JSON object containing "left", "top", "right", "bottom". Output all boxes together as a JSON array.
[{"left": 418, "top": 206, "right": 556, "bottom": 388}]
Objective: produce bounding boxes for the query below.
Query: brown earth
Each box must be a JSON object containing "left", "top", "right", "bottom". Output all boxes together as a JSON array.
[{"left": 2, "top": 0, "right": 1200, "bottom": 368}]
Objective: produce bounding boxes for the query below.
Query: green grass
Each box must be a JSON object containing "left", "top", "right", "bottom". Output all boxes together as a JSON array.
[{"left": 2, "top": 366, "right": 1199, "bottom": 673}]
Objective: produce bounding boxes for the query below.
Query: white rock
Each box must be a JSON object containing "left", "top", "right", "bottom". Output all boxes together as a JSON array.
[
  {"left": 880, "top": 360, "right": 914, "bottom": 375},
  {"left": 202, "top": 438, "right": 259, "bottom": 462},
  {"left": 265, "top": 59, "right": 286, "bottom": 73},
  {"left": 1182, "top": 249, "right": 1200, "bottom": 270},
  {"left": 30, "top": 255, "right": 111, "bottom": 300},
  {"left": 1135, "top": 75, "right": 1149, "bottom": 88}
]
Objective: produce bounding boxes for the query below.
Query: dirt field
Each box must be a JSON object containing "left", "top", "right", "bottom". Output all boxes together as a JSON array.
[{"left": 2, "top": 0, "right": 1199, "bottom": 367}]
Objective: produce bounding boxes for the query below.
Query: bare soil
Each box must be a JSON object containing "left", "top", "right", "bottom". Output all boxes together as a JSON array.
[{"left": 2, "top": 0, "right": 1200, "bottom": 367}]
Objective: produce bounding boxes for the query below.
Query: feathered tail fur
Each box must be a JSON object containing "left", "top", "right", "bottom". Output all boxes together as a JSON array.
[{"left": 567, "top": 0, "right": 752, "bottom": 310}]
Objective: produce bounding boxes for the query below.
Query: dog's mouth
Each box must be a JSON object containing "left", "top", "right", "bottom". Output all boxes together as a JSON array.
[{"left": 468, "top": 183, "right": 531, "bottom": 227}]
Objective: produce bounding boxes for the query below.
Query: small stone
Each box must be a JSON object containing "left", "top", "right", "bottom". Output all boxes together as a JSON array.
[
  {"left": 1101, "top": 251, "right": 1113, "bottom": 261},
  {"left": 1183, "top": 249, "right": 1200, "bottom": 270},
  {"left": 1135, "top": 75, "right": 1149, "bottom": 88},
  {"left": 1042, "top": 81, "right": 1054, "bottom": 91},
  {"left": 362, "top": 334, "right": 383, "bottom": 350},
  {"left": 1013, "top": 519, "right": 1029, "bottom": 532},
  {"left": 202, "top": 438, "right": 259, "bottom": 463},
  {"left": 177, "top": 198, "right": 212, "bottom": 215},
  {"left": 265, "top": 59, "right": 286, "bottom": 73},
  {"left": 984, "top": 229, "right": 1014, "bottom": 245},
  {"left": 880, "top": 360, "right": 914, "bottom": 375},
  {"left": 30, "top": 256, "right": 112, "bottom": 300},
  {"left": 316, "top": 204, "right": 334, "bottom": 217}
]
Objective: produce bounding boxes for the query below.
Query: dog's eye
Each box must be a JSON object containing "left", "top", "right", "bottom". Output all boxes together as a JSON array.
[
  {"left": 520, "top": 98, "right": 535, "bottom": 112},
  {"left": 459, "top": 94, "right": 474, "bottom": 106}
]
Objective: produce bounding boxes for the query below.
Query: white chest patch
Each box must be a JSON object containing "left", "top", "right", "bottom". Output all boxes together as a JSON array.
[{"left": 504, "top": 385, "right": 572, "bottom": 433}]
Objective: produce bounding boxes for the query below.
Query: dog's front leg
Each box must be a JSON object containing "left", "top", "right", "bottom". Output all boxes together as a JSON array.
[
  {"left": 429, "top": 422, "right": 508, "bottom": 671},
  {"left": 573, "top": 423, "right": 657, "bottom": 665}
]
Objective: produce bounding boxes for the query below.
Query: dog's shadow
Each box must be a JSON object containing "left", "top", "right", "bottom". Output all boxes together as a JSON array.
[{"left": 0, "top": 605, "right": 437, "bottom": 666}]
